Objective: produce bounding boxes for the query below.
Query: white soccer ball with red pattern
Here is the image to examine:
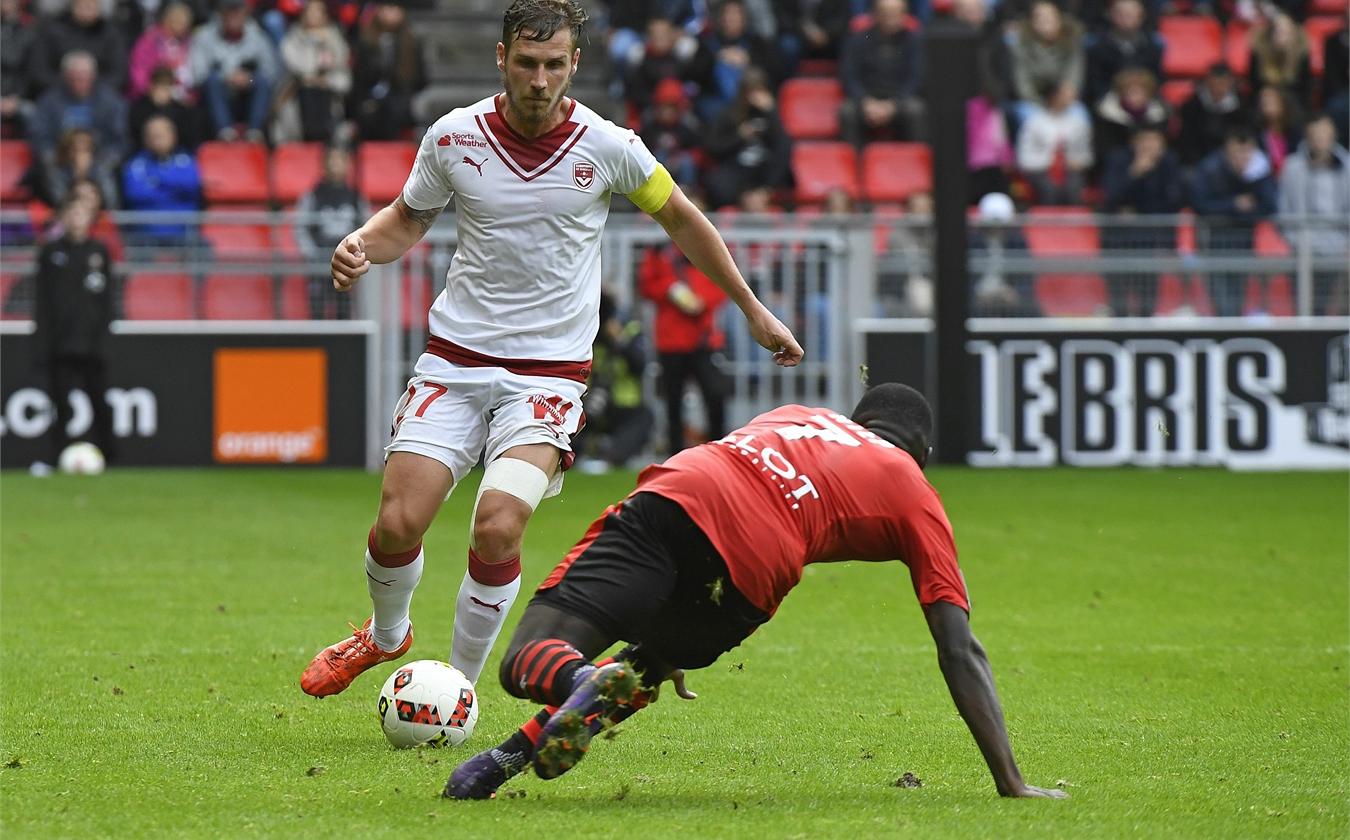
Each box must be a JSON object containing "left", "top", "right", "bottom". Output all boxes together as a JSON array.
[
  {"left": 58, "top": 442, "right": 105, "bottom": 475},
  {"left": 377, "top": 660, "right": 478, "bottom": 749}
]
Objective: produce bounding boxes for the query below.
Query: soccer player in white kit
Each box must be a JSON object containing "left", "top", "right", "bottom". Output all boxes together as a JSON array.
[{"left": 300, "top": 0, "right": 803, "bottom": 698}]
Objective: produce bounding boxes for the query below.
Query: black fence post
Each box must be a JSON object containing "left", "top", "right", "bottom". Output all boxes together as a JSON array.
[{"left": 924, "top": 21, "right": 978, "bottom": 464}]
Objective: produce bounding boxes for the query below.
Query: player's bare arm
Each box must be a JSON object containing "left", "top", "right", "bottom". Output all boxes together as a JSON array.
[
  {"left": 924, "top": 600, "right": 1068, "bottom": 799},
  {"left": 331, "top": 196, "right": 446, "bottom": 291},
  {"left": 650, "top": 186, "right": 805, "bottom": 367}
]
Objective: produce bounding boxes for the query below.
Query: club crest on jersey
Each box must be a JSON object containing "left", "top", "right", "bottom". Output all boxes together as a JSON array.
[{"left": 573, "top": 161, "right": 594, "bottom": 189}]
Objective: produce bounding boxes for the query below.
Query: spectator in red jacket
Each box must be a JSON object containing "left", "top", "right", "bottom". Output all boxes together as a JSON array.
[{"left": 638, "top": 245, "right": 729, "bottom": 455}]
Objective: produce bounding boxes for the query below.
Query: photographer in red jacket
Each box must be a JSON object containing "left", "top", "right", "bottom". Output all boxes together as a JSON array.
[{"left": 638, "top": 245, "right": 728, "bottom": 455}]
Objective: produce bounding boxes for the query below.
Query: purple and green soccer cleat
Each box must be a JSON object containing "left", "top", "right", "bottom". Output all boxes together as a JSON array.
[{"left": 532, "top": 662, "right": 642, "bottom": 780}]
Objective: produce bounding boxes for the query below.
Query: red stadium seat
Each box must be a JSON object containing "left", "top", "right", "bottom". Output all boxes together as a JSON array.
[
  {"left": 1160, "top": 16, "right": 1224, "bottom": 79},
  {"left": 860, "top": 142, "right": 932, "bottom": 204},
  {"left": 1160, "top": 79, "right": 1195, "bottom": 108},
  {"left": 1224, "top": 20, "right": 1252, "bottom": 77},
  {"left": 791, "top": 142, "right": 858, "bottom": 204},
  {"left": 1188, "top": 277, "right": 1215, "bottom": 316},
  {"left": 1306, "top": 17, "right": 1345, "bottom": 76},
  {"left": 1023, "top": 208, "right": 1107, "bottom": 316},
  {"left": 1254, "top": 221, "right": 1291, "bottom": 256},
  {"left": 872, "top": 202, "right": 905, "bottom": 256},
  {"left": 271, "top": 142, "right": 325, "bottom": 204},
  {"left": 0, "top": 141, "right": 31, "bottom": 203},
  {"left": 198, "top": 142, "right": 270, "bottom": 204},
  {"left": 280, "top": 275, "right": 312, "bottom": 319},
  {"left": 201, "top": 221, "right": 272, "bottom": 258},
  {"left": 1266, "top": 274, "right": 1295, "bottom": 316},
  {"left": 358, "top": 141, "right": 416, "bottom": 204},
  {"left": 1155, "top": 274, "right": 1186, "bottom": 314},
  {"left": 203, "top": 274, "right": 275, "bottom": 319},
  {"left": 1308, "top": 0, "right": 1347, "bottom": 15},
  {"left": 779, "top": 78, "right": 843, "bottom": 140},
  {"left": 124, "top": 274, "right": 195, "bottom": 319},
  {"left": 1176, "top": 212, "right": 1197, "bottom": 254}
]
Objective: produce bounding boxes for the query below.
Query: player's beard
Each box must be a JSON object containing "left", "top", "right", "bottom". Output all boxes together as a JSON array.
[{"left": 502, "top": 71, "right": 573, "bottom": 133}]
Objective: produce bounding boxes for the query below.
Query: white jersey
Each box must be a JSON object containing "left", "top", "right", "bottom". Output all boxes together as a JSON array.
[{"left": 400, "top": 94, "right": 672, "bottom": 366}]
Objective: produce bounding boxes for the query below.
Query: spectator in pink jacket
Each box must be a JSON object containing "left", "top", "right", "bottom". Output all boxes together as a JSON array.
[{"left": 128, "top": 2, "right": 196, "bottom": 101}]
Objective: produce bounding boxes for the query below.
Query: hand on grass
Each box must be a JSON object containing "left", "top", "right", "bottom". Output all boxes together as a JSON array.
[
  {"left": 1004, "top": 784, "right": 1069, "bottom": 799},
  {"left": 668, "top": 669, "right": 697, "bottom": 700}
]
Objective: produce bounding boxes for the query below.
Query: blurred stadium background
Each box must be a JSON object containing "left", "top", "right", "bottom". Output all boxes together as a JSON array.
[{"left": 0, "top": 0, "right": 1346, "bottom": 470}]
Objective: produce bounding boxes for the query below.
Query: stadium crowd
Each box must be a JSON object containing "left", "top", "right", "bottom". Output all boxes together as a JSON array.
[
  {"left": 602, "top": 0, "right": 1347, "bottom": 215},
  {"left": 0, "top": 0, "right": 1346, "bottom": 319},
  {"left": 2, "top": 0, "right": 1346, "bottom": 212}
]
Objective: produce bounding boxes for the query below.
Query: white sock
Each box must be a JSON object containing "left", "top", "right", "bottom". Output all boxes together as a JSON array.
[
  {"left": 366, "top": 548, "right": 423, "bottom": 652},
  {"left": 451, "top": 558, "right": 521, "bottom": 683}
]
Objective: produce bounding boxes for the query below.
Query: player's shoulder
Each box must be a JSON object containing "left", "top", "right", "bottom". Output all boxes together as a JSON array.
[
  {"left": 570, "top": 99, "right": 642, "bottom": 150},
  {"left": 427, "top": 96, "right": 496, "bottom": 133}
]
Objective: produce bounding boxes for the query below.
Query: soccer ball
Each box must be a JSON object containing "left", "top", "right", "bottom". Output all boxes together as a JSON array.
[
  {"left": 58, "top": 442, "right": 106, "bottom": 475},
  {"left": 377, "top": 660, "right": 478, "bottom": 749}
]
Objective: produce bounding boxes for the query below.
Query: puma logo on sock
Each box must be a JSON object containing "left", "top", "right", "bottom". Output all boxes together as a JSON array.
[{"left": 470, "top": 597, "right": 507, "bottom": 613}]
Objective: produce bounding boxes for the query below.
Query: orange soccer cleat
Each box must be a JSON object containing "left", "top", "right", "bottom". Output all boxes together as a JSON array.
[{"left": 300, "top": 618, "right": 412, "bottom": 698}]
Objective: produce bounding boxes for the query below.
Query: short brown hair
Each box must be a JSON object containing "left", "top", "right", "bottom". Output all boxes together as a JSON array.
[{"left": 501, "top": 0, "right": 589, "bottom": 52}]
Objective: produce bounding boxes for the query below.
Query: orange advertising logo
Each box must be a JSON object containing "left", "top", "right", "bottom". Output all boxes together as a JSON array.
[{"left": 213, "top": 348, "right": 327, "bottom": 463}]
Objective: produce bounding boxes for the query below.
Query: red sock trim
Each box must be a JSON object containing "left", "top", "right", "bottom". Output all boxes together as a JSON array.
[
  {"left": 468, "top": 548, "right": 521, "bottom": 586},
  {"left": 514, "top": 640, "right": 553, "bottom": 681},
  {"left": 538, "top": 651, "right": 577, "bottom": 692},
  {"left": 519, "top": 706, "right": 555, "bottom": 743},
  {"left": 368, "top": 526, "right": 422, "bottom": 568}
]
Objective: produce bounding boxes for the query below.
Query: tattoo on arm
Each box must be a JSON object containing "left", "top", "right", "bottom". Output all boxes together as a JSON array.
[{"left": 393, "top": 196, "right": 445, "bottom": 234}]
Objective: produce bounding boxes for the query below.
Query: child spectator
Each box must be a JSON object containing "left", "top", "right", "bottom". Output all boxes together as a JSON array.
[
  {"left": 294, "top": 145, "right": 367, "bottom": 317},
  {"left": 128, "top": 1, "right": 196, "bottom": 101},
  {"left": 640, "top": 78, "right": 703, "bottom": 193},
  {"left": 1092, "top": 67, "right": 1167, "bottom": 166},
  {"left": 1016, "top": 81, "right": 1094, "bottom": 205},
  {"left": 130, "top": 66, "right": 207, "bottom": 154}
]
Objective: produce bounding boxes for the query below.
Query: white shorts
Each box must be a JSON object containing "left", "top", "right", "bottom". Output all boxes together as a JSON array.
[{"left": 385, "top": 353, "right": 587, "bottom": 497}]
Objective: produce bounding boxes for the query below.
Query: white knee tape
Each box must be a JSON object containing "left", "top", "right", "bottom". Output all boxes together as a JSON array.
[{"left": 474, "top": 458, "right": 550, "bottom": 514}]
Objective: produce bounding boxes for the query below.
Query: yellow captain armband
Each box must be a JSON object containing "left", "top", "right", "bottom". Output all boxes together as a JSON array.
[{"left": 628, "top": 164, "right": 676, "bottom": 215}]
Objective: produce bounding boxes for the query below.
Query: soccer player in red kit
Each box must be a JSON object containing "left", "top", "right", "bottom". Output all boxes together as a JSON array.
[{"left": 445, "top": 383, "right": 1068, "bottom": 801}]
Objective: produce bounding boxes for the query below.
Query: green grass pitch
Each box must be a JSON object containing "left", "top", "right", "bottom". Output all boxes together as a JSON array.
[{"left": 1, "top": 467, "right": 1346, "bottom": 838}]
